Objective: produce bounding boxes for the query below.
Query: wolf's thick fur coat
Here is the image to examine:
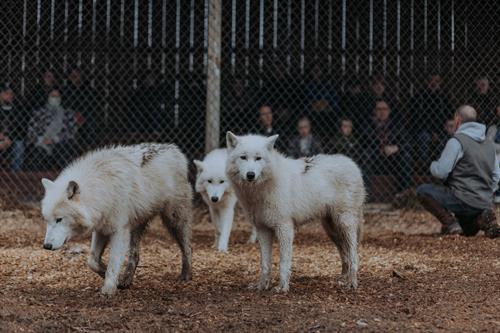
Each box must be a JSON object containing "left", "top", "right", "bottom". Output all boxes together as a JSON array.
[
  {"left": 226, "top": 133, "right": 365, "bottom": 292},
  {"left": 41, "top": 143, "right": 192, "bottom": 295}
]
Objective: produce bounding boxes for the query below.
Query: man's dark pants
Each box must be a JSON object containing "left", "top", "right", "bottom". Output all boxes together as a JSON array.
[{"left": 416, "top": 183, "right": 484, "bottom": 235}]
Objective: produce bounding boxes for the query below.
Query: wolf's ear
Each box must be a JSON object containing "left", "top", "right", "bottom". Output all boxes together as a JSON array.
[
  {"left": 41, "top": 178, "right": 54, "bottom": 192},
  {"left": 193, "top": 160, "right": 204, "bottom": 173},
  {"left": 226, "top": 131, "right": 239, "bottom": 150},
  {"left": 266, "top": 134, "right": 279, "bottom": 151},
  {"left": 66, "top": 181, "right": 80, "bottom": 200}
]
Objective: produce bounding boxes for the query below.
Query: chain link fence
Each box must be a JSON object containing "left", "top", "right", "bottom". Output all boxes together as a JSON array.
[{"left": 0, "top": 0, "right": 499, "bottom": 203}]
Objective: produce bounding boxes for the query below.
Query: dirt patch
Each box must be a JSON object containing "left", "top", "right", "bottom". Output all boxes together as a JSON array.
[{"left": 1, "top": 205, "right": 500, "bottom": 332}]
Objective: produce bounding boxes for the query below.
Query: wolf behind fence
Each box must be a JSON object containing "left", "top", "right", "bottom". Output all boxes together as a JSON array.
[
  {"left": 226, "top": 132, "right": 365, "bottom": 292},
  {"left": 40, "top": 143, "right": 193, "bottom": 295}
]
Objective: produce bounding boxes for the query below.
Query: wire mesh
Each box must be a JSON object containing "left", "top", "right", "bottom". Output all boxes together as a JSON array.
[{"left": 0, "top": 0, "right": 499, "bottom": 203}]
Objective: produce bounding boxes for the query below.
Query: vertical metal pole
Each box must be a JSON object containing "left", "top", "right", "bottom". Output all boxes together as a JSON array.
[{"left": 205, "top": 0, "right": 222, "bottom": 153}]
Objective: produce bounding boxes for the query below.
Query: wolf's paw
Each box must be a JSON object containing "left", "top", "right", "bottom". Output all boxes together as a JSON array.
[
  {"left": 248, "top": 280, "right": 271, "bottom": 291},
  {"left": 336, "top": 274, "right": 348, "bottom": 285},
  {"left": 87, "top": 258, "right": 106, "bottom": 279},
  {"left": 337, "top": 276, "right": 358, "bottom": 290},
  {"left": 273, "top": 285, "right": 289, "bottom": 294},
  {"left": 117, "top": 275, "right": 134, "bottom": 290},
  {"left": 100, "top": 284, "right": 117, "bottom": 296},
  {"left": 215, "top": 246, "right": 229, "bottom": 253}
]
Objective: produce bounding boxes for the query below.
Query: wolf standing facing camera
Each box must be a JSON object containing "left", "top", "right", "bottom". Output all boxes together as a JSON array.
[
  {"left": 194, "top": 148, "right": 256, "bottom": 252},
  {"left": 41, "top": 144, "right": 192, "bottom": 295},
  {"left": 226, "top": 132, "right": 365, "bottom": 292}
]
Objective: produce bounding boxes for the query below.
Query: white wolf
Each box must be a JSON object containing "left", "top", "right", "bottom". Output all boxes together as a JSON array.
[
  {"left": 226, "top": 132, "right": 365, "bottom": 292},
  {"left": 41, "top": 143, "right": 192, "bottom": 295},
  {"left": 194, "top": 149, "right": 256, "bottom": 252}
]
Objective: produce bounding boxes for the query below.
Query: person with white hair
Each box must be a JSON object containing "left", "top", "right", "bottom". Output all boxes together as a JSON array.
[{"left": 417, "top": 105, "right": 500, "bottom": 238}]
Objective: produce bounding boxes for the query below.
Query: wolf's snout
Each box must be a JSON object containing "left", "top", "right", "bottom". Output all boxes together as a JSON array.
[
  {"left": 211, "top": 196, "right": 219, "bottom": 203},
  {"left": 43, "top": 243, "right": 53, "bottom": 250},
  {"left": 246, "top": 172, "right": 255, "bottom": 181}
]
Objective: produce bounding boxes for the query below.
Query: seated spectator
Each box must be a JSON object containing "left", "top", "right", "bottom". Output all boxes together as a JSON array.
[
  {"left": 469, "top": 77, "right": 496, "bottom": 125},
  {"left": 368, "top": 77, "right": 388, "bottom": 100},
  {"left": 340, "top": 78, "right": 369, "bottom": 131},
  {"left": 63, "top": 67, "right": 99, "bottom": 150},
  {"left": 330, "top": 118, "right": 359, "bottom": 159},
  {"left": 409, "top": 74, "right": 453, "bottom": 165},
  {"left": 26, "top": 89, "right": 78, "bottom": 170},
  {"left": 254, "top": 105, "right": 286, "bottom": 152},
  {"left": 305, "top": 64, "right": 340, "bottom": 138},
  {"left": 435, "top": 118, "right": 456, "bottom": 156},
  {"left": 29, "top": 69, "right": 58, "bottom": 110},
  {"left": 221, "top": 76, "right": 255, "bottom": 135},
  {"left": 287, "top": 117, "right": 322, "bottom": 158},
  {"left": 0, "top": 83, "right": 28, "bottom": 171},
  {"left": 365, "top": 100, "right": 412, "bottom": 195},
  {"left": 129, "top": 70, "right": 167, "bottom": 139}
]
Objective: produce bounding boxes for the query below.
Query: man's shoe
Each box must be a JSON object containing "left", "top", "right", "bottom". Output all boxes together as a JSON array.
[
  {"left": 441, "top": 221, "right": 463, "bottom": 235},
  {"left": 475, "top": 209, "right": 500, "bottom": 239},
  {"left": 418, "top": 195, "right": 461, "bottom": 234}
]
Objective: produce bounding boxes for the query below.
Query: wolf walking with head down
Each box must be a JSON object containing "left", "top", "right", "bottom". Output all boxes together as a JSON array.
[
  {"left": 40, "top": 143, "right": 192, "bottom": 295},
  {"left": 226, "top": 132, "right": 365, "bottom": 292}
]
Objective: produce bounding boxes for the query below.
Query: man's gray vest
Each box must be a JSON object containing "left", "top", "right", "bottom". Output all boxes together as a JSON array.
[{"left": 447, "top": 133, "right": 496, "bottom": 210}]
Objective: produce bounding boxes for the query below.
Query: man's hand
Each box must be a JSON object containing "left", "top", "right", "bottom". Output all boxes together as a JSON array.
[
  {"left": 42, "top": 138, "right": 53, "bottom": 145},
  {"left": 383, "top": 145, "right": 399, "bottom": 156}
]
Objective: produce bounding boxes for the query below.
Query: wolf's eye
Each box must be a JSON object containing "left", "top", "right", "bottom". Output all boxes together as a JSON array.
[
  {"left": 240, "top": 155, "right": 247, "bottom": 160},
  {"left": 219, "top": 180, "right": 225, "bottom": 184},
  {"left": 208, "top": 179, "right": 213, "bottom": 184},
  {"left": 55, "top": 218, "right": 63, "bottom": 223},
  {"left": 255, "top": 156, "right": 262, "bottom": 161}
]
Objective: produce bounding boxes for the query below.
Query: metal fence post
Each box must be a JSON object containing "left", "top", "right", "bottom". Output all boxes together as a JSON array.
[{"left": 205, "top": 0, "right": 222, "bottom": 153}]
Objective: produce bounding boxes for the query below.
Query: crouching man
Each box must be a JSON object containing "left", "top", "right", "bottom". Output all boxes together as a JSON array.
[{"left": 416, "top": 105, "right": 500, "bottom": 237}]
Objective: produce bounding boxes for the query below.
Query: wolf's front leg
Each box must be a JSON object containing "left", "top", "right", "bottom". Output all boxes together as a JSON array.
[
  {"left": 101, "top": 228, "right": 130, "bottom": 295},
  {"left": 209, "top": 206, "right": 220, "bottom": 248},
  {"left": 88, "top": 231, "right": 109, "bottom": 278},
  {"left": 275, "top": 222, "right": 294, "bottom": 293},
  {"left": 251, "top": 226, "right": 273, "bottom": 290},
  {"left": 216, "top": 204, "right": 235, "bottom": 252}
]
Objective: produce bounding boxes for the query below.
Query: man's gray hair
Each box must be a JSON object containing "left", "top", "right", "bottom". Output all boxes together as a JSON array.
[{"left": 456, "top": 105, "right": 477, "bottom": 123}]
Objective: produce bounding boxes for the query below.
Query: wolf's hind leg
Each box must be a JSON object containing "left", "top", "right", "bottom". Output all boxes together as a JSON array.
[
  {"left": 161, "top": 201, "right": 193, "bottom": 282},
  {"left": 88, "top": 231, "right": 109, "bottom": 278},
  {"left": 322, "top": 210, "right": 359, "bottom": 289},
  {"left": 118, "top": 222, "right": 148, "bottom": 289}
]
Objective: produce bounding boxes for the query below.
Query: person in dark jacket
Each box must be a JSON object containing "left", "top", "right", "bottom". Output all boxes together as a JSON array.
[
  {"left": 365, "top": 100, "right": 412, "bottom": 194},
  {"left": 29, "top": 69, "right": 58, "bottom": 110},
  {"left": 0, "top": 83, "right": 29, "bottom": 171},
  {"left": 287, "top": 116, "right": 322, "bottom": 158},
  {"left": 468, "top": 77, "right": 496, "bottom": 125},
  {"left": 330, "top": 118, "right": 359, "bottom": 159},
  {"left": 416, "top": 105, "right": 500, "bottom": 238},
  {"left": 254, "top": 105, "right": 286, "bottom": 152},
  {"left": 409, "top": 74, "right": 453, "bottom": 164},
  {"left": 63, "top": 68, "right": 99, "bottom": 150},
  {"left": 305, "top": 65, "right": 340, "bottom": 139}
]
